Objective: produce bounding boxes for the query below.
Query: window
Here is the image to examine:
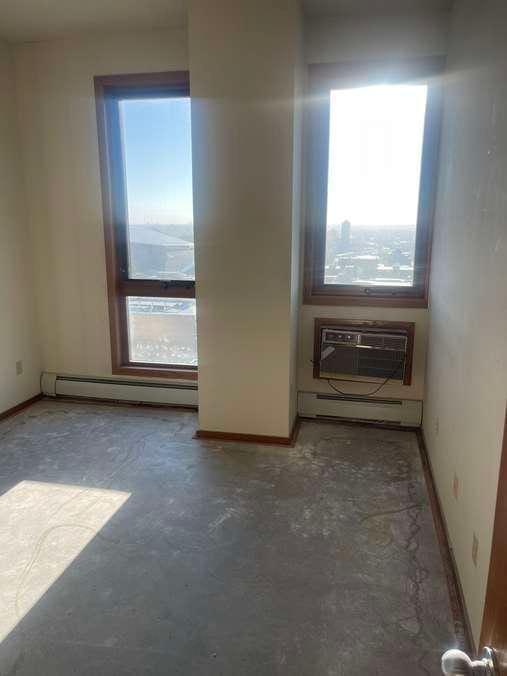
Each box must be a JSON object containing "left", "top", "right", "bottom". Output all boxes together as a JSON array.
[
  {"left": 304, "top": 58, "right": 444, "bottom": 307},
  {"left": 95, "top": 72, "right": 196, "bottom": 379}
]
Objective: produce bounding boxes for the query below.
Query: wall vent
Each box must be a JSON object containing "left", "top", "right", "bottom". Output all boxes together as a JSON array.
[
  {"left": 298, "top": 391, "right": 422, "bottom": 427},
  {"left": 316, "top": 393, "right": 402, "bottom": 406}
]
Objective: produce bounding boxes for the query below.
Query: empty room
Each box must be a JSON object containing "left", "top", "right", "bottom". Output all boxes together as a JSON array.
[{"left": 0, "top": 0, "right": 506, "bottom": 674}]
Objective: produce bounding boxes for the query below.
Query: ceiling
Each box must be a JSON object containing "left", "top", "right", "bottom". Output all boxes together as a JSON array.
[
  {"left": 0, "top": 0, "right": 453, "bottom": 44},
  {"left": 0, "top": 0, "right": 186, "bottom": 43}
]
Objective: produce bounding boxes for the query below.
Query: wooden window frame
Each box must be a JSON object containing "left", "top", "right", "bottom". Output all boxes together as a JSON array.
[
  {"left": 303, "top": 57, "right": 445, "bottom": 309},
  {"left": 313, "top": 318, "right": 415, "bottom": 386},
  {"left": 94, "top": 71, "right": 197, "bottom": 380}
]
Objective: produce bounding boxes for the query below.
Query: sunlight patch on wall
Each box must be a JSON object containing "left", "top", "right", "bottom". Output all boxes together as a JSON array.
[{"left": 0, "top": 480, "right": 130, "bottom": 643}]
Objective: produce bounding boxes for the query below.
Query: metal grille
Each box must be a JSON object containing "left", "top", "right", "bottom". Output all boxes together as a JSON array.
[{"left": 320, "top": 328, "right": 408, "bottom": 382}]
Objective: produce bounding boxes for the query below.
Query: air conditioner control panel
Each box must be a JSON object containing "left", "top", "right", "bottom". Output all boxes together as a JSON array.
[{"left": 322, "top": 330, "right": 361, "bottom": 346}]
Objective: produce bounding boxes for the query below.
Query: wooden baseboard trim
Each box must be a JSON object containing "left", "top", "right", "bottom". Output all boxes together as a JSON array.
[
  {"left": 416, "top": 428, "right": 475, "bottom": 654},
  {"left": 299, "top": 415, "right": 419, "bottom": 434},
  {"left": 195, "top": 417, "right": 300, "bottom": 447},
  {"left": 0, "top": 393, "right": 43, "bottom": 422}
]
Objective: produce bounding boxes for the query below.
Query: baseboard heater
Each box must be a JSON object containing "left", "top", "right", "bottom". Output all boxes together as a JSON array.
[
  {"left": 298, "top": 391, "right": 422, "bottom": 427},
  {"left": 41, "top": 372, "right": 198, "bottom": 408}
]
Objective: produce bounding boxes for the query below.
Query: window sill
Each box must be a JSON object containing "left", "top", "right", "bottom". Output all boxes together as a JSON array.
[
  {"left": 303, "top": 291, "right": 428, "bottom": 309},
  {"left": 112, "top": 365, "right": 198, "bottom": 381}
]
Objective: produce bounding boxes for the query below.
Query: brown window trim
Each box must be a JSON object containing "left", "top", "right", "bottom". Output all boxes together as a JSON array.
[
  {"left": 313, "top": 318, "right": 415, "bottom": 386},
  {"left": 303, "top": 56, "right": 446, "bottom": 309},
  {"left": 94, "top": 71, "right": 197, "bottom": 381}
]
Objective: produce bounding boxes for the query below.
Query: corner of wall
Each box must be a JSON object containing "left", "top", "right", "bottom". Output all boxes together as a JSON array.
[{"left": 0, "top": 39, "right": 42, "bottom": 413}]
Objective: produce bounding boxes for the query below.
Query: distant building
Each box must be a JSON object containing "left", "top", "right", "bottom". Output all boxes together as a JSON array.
[
  {"left": 129, "top": 225, "right": 194, "bottom": 279},
  {"left": 340, "top": 220, "right": 351, "bottom": 248}
]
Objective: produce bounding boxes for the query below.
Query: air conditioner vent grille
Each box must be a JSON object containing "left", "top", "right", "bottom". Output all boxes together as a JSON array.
[
  {"left": 382, "top": 336, "right": 407, "bottom": 351},
  {"left": 360, "top": 334, "right": 384, "bottom": 348},
  {"left": 316, "top": 322, "right": 412, "bottom": 384}
]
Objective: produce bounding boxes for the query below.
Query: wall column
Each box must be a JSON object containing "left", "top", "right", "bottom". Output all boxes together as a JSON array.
[{"left": 188, "top": 0, "right": 302, "bottom": 439}]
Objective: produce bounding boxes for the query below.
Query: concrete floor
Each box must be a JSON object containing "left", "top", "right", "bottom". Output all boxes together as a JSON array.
[{"left": 0, "top": 400, "right": 458, "bottom": 675}]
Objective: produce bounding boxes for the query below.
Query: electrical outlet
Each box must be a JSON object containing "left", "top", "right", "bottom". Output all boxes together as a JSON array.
[
  {"left": 472, "top": 533, "right": 479, "bottom": 567},
  {"left": 435, "top": 417, "right": 440, "bottom": 436},
  {"left": 452, "top": 473, "right": 459, "bottom": 501},
  {"left": 15, "top": 360, "right": 23, "bottom": 376}
]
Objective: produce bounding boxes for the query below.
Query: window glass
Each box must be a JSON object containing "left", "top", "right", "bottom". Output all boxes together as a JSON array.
[
  {"left": 325, "top": 84, "right": 428, "bottom": 287},
  {"left": 120, "top": 97, "right": 194, "bottom": 281},
  {"left": 127, "top": 297, "right": 197, "bottom": 366}
]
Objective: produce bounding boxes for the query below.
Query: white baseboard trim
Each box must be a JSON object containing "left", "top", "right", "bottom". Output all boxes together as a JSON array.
[{"left": 41, "top": 372, "right": 198, "bottom": 408}]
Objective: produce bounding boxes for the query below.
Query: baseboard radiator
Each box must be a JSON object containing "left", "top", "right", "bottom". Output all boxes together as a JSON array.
[
  {"left": 41, "top": 372, "right": 198, "bottom": 408},
  {"left": 298, "top": 391, "right": 422, "bottom": 427}
]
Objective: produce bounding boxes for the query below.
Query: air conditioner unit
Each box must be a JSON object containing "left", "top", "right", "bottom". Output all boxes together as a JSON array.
[
  {"left": 314, "top": 320, "right": 414, "bottom": 386},
  {"left": 41, "top": 372, "right": 198, "bottom": 408}
]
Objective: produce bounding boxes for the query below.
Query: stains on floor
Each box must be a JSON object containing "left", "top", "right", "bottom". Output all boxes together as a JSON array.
[{"left": 0, "top": 400, "right": 458, "bottom": 675}]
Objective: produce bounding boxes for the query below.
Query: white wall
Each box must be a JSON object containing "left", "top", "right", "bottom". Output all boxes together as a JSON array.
[
  {"left": 0, "top": 40, "right": 41, "bottom": 413},
  {"left": 189, "top": 0, "right": 303, "bottom": 437},
  {"left": 298, "top": 10, "right": 450, "bottom": 401},
  {"left": 289, "top": 59, "right": 305, "bottom": 430},
  {"left": 14, "top": 12, "right": 304, "bottom": 437},
  {"left": 424, "top": 0, "right": 507, "bottom": 644},
  {"left": 14, "top": 28, "right": 188, "bottom": 379},
  {"left": 11, "top": 14, "right": 449, "bottom": 411},
  {"left": 306, "top": 11, "right": 450, "bottom": 65}
]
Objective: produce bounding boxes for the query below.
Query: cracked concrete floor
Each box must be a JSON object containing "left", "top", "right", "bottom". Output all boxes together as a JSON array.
[{"left": 0, "top": 400, "right": 458, "bottom": 675}]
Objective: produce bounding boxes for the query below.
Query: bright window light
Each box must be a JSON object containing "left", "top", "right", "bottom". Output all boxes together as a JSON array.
[
  {"left": 127, "top": 296, "right": 197, "bottom": 366},
  {"left": 325, "top": 84, "right": 428, "bottom": 287}
]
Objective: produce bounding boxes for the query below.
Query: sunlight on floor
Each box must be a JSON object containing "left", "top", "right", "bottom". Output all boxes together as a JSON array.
[{"left": 0, "top": 480, "right": 130, "bottom": 643}]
